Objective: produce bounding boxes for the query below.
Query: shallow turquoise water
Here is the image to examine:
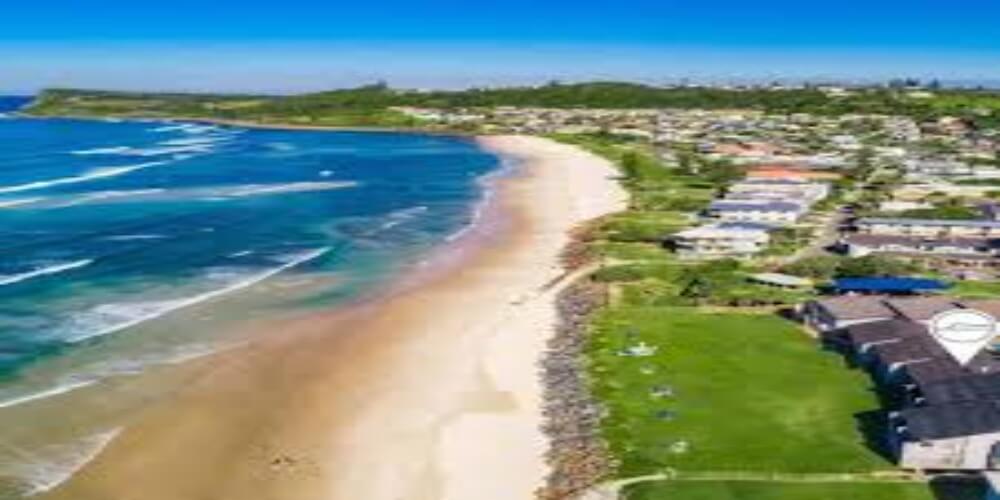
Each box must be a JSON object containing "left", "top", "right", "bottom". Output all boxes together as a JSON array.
[{"left": 0, "top": 111, "right": 500, "bottom": 408}]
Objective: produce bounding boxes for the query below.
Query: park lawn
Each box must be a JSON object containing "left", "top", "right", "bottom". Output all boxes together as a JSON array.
[
  {"left": 595, "top": 241, "right": 674, "bottom": 262},
  {"left": 950, "top": 279, "right": 1000, "bottom": 299},
  {"left": 599, "top": 211, "right": 693, "bottom": 244},
  {"left": 588, "top": 307, "right": 892, "bottom": 477},
  {"left": 621, "top": 480, "right": 957, "bottom": 500}
]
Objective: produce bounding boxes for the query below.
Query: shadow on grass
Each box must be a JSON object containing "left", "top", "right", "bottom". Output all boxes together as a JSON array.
[
  {"left": 853, "top": 408, "right": 897, "bottom": 464},
  {"left": 929, "top": 475, "right": 986, "bottom": 500}
]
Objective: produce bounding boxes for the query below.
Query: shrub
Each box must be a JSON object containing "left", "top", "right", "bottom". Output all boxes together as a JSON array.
[{"left": 592, "top": 265, "right": 648, "bottom": 283}]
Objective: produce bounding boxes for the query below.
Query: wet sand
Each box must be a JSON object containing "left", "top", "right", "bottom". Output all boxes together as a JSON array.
[{"left": 43, "top": 135, "right": 626, "bottom": 500}]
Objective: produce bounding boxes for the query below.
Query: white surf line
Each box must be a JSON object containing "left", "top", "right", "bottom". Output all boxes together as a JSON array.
[
  {"left": 0, "top": 380, "right": 99, "bottom": 410},
  {"left": 0, "top": 260, "right": 94, "bottom": 287},
  {"left": 0, "top": 197, "right": 45, "bottom": 208},
  {"left": 0, "top": 161, "right": 169, "bottom": 195},
  {"left": 224, "top": 181, "right": 360, "bottom": 197},
  {"left": 65, "top": 247, "right": 331, "bottom": 343},
  {"left": 19, "top": 428, "right": 123, "bottom": 496}
]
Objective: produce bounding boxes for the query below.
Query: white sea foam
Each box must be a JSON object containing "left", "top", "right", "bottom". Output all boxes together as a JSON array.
[
  {"left": 103, "top": 234, "right": 167, "bottom": 242},
  {"left": 0, "top": 161, "right": 170, "bottom": 195},
  {"left": 71, "top": 342, "right": 228, "bottom": 380},
  {"left": 379, "top": 205, "right": 429, "bottom": 230},
  {"left": 0, "top": 343, "right": 226, "bottom": 412},
  {"left": 0, "top": 260, "right": 93, "bottom": 287},
  {"left": 446, "top": 190, "right": 492, "bottom": 243},
  {"left": 223, "top": 181, "right": 359, "bottom": 197},
  {"left": 0, "top": 197, "right": 45, "bottom": 209},
  {"left": 52, "top": 189, "right": 167, "bottom": 208},
  {"left": 159, "top": 136, "right": 230, "bottom": 147},
  {"left": 70, "top": 146, "right": 130, "bottom": 156},
  {"left": 0, "top": 380, "right": 98, "bottom": 410},
  {"left": 11, "top": 428, "right": 122, "bottom": 496},
  {"left": 443, "top": 159, "right": 515, "bottom": 243},
  {"left": 62, "top": 189, "right": 167, "bottom": 207},
  {"left": 73, "top": 143, "right": 214, "bottom": 157},
  {"left": 149, "top": 123, "right": 186, "bottom": 132},
  {"left": 60, "top": 248, "right": 330, "bottom": 343}
]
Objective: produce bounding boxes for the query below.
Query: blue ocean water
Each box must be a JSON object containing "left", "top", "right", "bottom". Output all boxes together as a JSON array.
[
  {"left": 0, "top": 113, "right": 500, "bottom": 395},
  {"left": 0, "top": 97, "right": 31, "bottom": 113}
]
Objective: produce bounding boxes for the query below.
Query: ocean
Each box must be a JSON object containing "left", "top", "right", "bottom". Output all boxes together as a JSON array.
[{"left": 0, "top": 99, "right": 501, "bottom": 496}]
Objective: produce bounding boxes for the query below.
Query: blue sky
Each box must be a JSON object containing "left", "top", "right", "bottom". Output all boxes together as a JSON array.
[{"left": 2, "top": 1, "right": 1000, "bottom": 93}]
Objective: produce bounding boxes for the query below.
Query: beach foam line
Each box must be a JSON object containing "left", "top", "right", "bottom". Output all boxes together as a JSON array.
[
  {"left": 443, "top": 157, "right": 517, "bottom": 243},
  {"left": 378, "top": 205, "right": 429, "bottom": 230},
  {"left": 0, "top": 259, "right": 94, "bottom": 287},
  {"left": 0, "top": 161, "right": 170, "bottom": 195},
  {"left": 0, "top": 380, "right": 98, "bottom": 410},
  {"left": 61, "top": 247, "right": 331, "bottom": 343},
  {"left": 13, "top": 428, "right": 122, "bottom": 496},
  {"left": 0, "top": 343, "right": 228, "bottom": 413}
]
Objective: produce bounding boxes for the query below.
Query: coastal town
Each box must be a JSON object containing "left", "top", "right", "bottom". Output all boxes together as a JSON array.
[
  {"left": 398, "top": 93, "right": 1000, "bottom": 271},
  {"left": 7, "top": 2, "right": 1000, "bottom": 500},
  {"left": 14, "top": 84, "right": 1000, "bottom": 500},
  {"left": 392, "top": 94, "right": 1000, "bottom": 499}
]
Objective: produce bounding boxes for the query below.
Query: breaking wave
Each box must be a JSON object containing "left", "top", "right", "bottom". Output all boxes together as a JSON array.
[
  {"left": 222, "top": 181, "right": 359, "bottom": 197},
  {"left": 0, "top": 197, "right": 45, "bottom": 209},
  {"left": 0, "top": 380, "right": 98, "bottom": 410},
  {"left": 9, "top": 428, "right": 122, "bottom": 496},
  {"left": 0, "top": 260, "right": 94, "bottom": 287},
  {"left": 58, "top": 248, "right": 330, "bottom": 343},
  {"left": 0, "top": 161, "right": 170, "bottom": 195}
]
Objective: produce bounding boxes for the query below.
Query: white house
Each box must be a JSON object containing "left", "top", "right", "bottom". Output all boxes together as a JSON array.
[
  {"left": 706, "top": 200, "right": 806, "bottom": 226},
  {"left": 856, "top": 218, "right": 1000, "bottom": 239},
  {"left": 671, "top": 223, "right": 770, "bottom": 259}
]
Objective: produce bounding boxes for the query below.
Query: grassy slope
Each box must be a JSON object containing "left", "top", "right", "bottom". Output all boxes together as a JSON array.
[
  {"left": 555, "top": 134, "right": 932, "bottom": 498},
  {"left": 623, "top": 481, "right": 958, "bottom": 500},
  {"left": 588, "top": 308, "right": 890, "bottom": 476}
]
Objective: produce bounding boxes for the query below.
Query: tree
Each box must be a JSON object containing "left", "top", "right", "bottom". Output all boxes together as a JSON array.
[
  {"left": 703, "top": 159, "right": 742, "bottom": 188},
  {"left": 835, "top": 255, "right": 919, "bottom": 278},
  {"left": 676, "top": 150, "right": 698, "bottom": 175},
  {"left": 780, "top": 255, "right": 841, "bottom": 280},
  {"left": 680, "top": 276, "right": 712, "bottom": 303},
  {"left": 619, "top": 151, "right": 642, "bottom": 180}
]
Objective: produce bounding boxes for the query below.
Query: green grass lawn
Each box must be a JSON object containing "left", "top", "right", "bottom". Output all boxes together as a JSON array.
[
  {"left": 588, "top": 307, "right": 892, "bottom": 477},
  {"left": 622, "top": 480, "right": 958, "bottom": 500},
  {"left": 950, "top": 279, "right": 1000, "bottom": 299}
]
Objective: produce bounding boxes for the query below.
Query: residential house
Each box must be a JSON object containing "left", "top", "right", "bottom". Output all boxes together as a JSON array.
[
  {"left": 802, "top": 296, "right": 896, "bottom": 332},
  {"left": 842, "top": 234, "right": 1000, "bottom": 269},
  {"left": 892, "top": 401, "right": 1000, "bottom": 470},
  {"left": 670, "top": 223, "right": 770, "bottom": 259},
  {"left": 705, "top": 200, "right": 805, "bottom": 226},
  {"left": 855, "top": 218, "right": 1000, "bottom": 239}
]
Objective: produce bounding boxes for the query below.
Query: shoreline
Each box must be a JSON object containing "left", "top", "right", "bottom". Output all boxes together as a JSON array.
[
  {"left": 15, "top": 112, "right": 469, "bottom": 137},
  {"left": 42, "top": 135, "right": 626, "bottom": 500}
]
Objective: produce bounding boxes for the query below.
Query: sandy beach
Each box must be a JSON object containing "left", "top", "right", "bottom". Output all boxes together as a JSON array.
[{"left": 43, "top": 135, "right": 626, "bottom": 500}]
